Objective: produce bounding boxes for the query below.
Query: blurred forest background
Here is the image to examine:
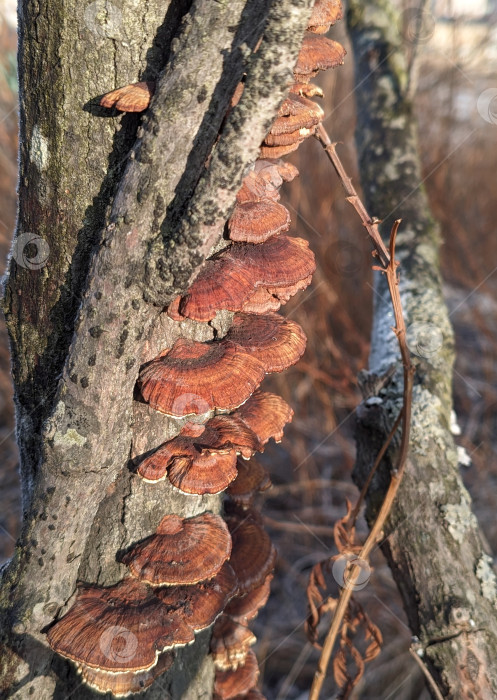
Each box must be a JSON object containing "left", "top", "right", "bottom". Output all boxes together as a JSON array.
[{"left": 1, "top": 0, "right": 497, "bottom": 698}]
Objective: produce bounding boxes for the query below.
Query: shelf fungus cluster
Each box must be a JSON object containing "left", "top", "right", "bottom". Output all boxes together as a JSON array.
[{"left": 47, "top": 2, "right": 345, "bottom": 696}]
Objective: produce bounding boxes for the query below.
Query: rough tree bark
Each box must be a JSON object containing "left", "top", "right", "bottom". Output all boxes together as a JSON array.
[
  {"left": 0, "top": 1, "right": 314, "bottom": 697},
  {"left": 348, "top": 1, "right": 497, "bottom": 697}
]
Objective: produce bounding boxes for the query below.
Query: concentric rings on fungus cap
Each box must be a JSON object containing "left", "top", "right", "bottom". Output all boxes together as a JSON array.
[
  {"left": 46, "top": 578, "right": 195, "bottom": 673},
  {"left": 100, "top": 81, "right": 155, "bottom": 112},
  {"left": 138, "top": 338, "right": 266, "bottom": 417},
  {"left": 224, "top": 573, "right": 273, "bottom": 625},
  {"left": 167, "top": 450, "right": 239, "bottom": 495},
  {"left": 293, "top": 34, "right": 346, "bottom": 82},
  {"left": 227, "top": 458, "right": 272, "bottom": 508},
  {"left": 235, "top": 390, "right": 294, "bottom": 446},
  {"left": 121, "top": 512, "right": 231, "bottom": 586},
  {"left": 168, "top": 236, "right": 316, "bottom": 322},
  {"left": 228, "top": 200, "right": 291, "bottom": 243},
  {"left": 226, "top": 313, "right": 307, "bottom": 373},
  {"left": 227, "top": 512, "right": 276, "bottom": 595},
  {"left": 211, "top": 616, "right": 257, "bottom": 671}
]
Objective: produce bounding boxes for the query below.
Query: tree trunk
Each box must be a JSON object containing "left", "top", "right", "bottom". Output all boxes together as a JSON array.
[
  {"left": 0, "top": 0, "right": 314, "bottom": 697},
  {"left": 347, "top": 1, "right": 497, "bottom": 697}
]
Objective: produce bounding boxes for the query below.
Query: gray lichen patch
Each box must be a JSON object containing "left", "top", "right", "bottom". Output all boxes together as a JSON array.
[
  {"left": 30, "top": 124, "right": 49, "bottom": 172},
  {"left": 441, "top": 488, "right": 479, "bottom": 544},
  {"left": 476, "top": 554, "right": 497, "bottom": 607}
]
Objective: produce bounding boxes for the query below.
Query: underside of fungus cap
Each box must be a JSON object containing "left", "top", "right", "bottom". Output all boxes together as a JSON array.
[
  {"left": 234, "top": 390, "right": 294, "bottom": 446},
  {"left": 228, "top": 200, "right": 291, "bottom": 243},
  {"left": 211, "top": 616, "right": 257, "bottom": 671},
  {"left": 76, "top": 650, "right": 174, "bottom": 697},
  {"left": 46, "top": 578, "right": 194, "bottom": 673},
  {"left": 226, "top": 313, "right": 307, "bottom": 373},
  {"left": 121, "top": 512, "right": 231, "bottom": 586},
  {"left": 214, "top": 649, "right": 260, "bottom": 700},
  {"left": 259, "top": 141, "right": 301, "bottom": 159},
  {"left": 100, "top": 81, "right": 155, "bottom": 112},
  {"left": 156, "top": 562, "right": 238, "bottom": 631},
  {"left": 138, "top": 338, "right": 266, "bottom": 416},
  {"left": 293, "top": 35, "right": 346, "bottom": 82},
  {"left": 224, "top": 573, "right": 273, "bottom": 625},
  {"left": 227, "top": 512, "right": 276, "bottom": 595},
  {"left": 308, "top": 0, "right": 343, "bottom": 33},
  {"left": 169, "top": 236, "right": 315, "bottom": 322},
  {"left": 227, "top": 458, "right": 272, "bottom": 508}
]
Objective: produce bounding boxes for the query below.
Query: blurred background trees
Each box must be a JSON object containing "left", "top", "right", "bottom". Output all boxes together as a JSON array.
[{"left": 1, "top": 0, "right": 497, "bottom": 697}]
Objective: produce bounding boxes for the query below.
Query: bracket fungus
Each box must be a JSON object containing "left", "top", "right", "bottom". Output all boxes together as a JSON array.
[
  {"left": 308, "top": 0, "right": 343, "bottom": 33},
  {"left": 224, "top": 573, "right": 273, "bottom": 626},
  {"left": 121, "top": 513, "right": 231, "bottom": 586},
  {"left": 227, "top": 458, "right": 272, "bottom": 508},
  {"left": 228, "top": 200, "right": 291, "bottom": 243},
  {"left": 293, "top": 34, "right": 346, "bottom": 83},
  {"left": 225, "top": 313, "right": 307, "bottom": 373},
  {"left": 168, "top": 236, "right": 316, "bottom": 322},
  {"left": 138, "top": 338, "right": 266, "bottom": 416},
  {"left": 100, "top": 81, "right": 155, "bottom": 112},
  {"left": 235, "top": 390, "right": 294, "bottom": 446},
  {"left": 46, "top": 578, "right": 195, "bottom": 674},
  {"left": 227, "top": 511, "right": 276, "bottom": 595},
  {"left": 214, "top": 649, "right": 260, "bottom": 700},
  {"left": 211, "top": 616, "right": 257, "bottom": 671}
]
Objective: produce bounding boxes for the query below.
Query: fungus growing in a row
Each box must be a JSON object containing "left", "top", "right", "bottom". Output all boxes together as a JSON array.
[
  {"left": 214, "top": 649, "right": 260, "bottom": 700},
  {"left": 293, "top": 34, "right": 346, "bottom": 83},
  {"left": 46, "top": 578, "right": 195, "bottom": 673},
  {"left": 138, "top": 338, "right": 266, "bottom": 416},
  {"left": 263, "top": 95, "right": 324, "bottom": 151},
  {"left": 308, "top": 0, "right": 343, "bottom": 33},
  {"left": 228, "top": 200, "right": 291, "bottom": 243},
  {"left": 100, "top": 81, "right": 155, "bottom": 112},
  {"left": 224, "top": 573, "right": 273, "bottom": 626},
  {"left": 168, "top": 236, "right": 316, "bottom": 322},
  {"left": 227, "top": 458, "right": 272, "bottom": 508},
  {"left": 211, "top": 616, "right": 256, "bottom": 671},
  {"left": 121, "top": 513, "right": 231, "bottom": 586},
  {"left": 227, "top": 511, "right": 276, "bottom": 595},
  {"left": 225, "top": 313, "right": 307, "bottom": 373},
  {"left": 75, "top": 651, "right": 174, "bottom": 697}
]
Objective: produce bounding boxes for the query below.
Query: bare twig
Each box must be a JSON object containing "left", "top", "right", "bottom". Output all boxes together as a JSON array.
[{"left": 308, "top": 130, "right": 414, "bottom": 700}]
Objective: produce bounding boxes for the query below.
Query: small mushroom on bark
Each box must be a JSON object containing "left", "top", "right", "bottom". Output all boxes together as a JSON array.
[
  {"left": 138, "top": 338, "right": 266, "bottom": 416},
  {"left": 121, "top": 513, "right": 231, "bottom": 586},
  {"left": 214, "top": 649, "right": 260, "bottom": 700},
  {"left": 100, "top": 81, "right": 155, "bottom": 112},
  {"left": 225, "top": 313, "right": 307, "bottom": 373},
  {"left": 210, "top": 616, "right": 256, "bottom": 671}
]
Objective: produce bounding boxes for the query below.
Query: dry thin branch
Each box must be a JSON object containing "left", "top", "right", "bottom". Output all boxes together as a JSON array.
[{"left": 308, "top": 129, "right": 414, "bottom": 700}]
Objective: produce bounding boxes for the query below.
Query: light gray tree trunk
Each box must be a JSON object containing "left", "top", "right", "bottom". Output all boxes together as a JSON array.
[
  {"left": 348, "top": 1, "right": 497, "bottom": 697},
  {"left": 0, "top": 1, "right": 314, "bottom": 696}
]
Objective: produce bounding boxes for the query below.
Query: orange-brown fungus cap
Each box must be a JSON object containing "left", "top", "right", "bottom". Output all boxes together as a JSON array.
[
  {"left": 156, "top": 562, "right": 238, "bottom": 631},
  {"left": 138, "top": 338, "right": 266, "bottom": 416},
  {"left": 227, "top": 458, "right": 272, "bottom": 508},
  {"left": 271, "top": 95, "right": 324, "bottom": 134},
  {"left": 224, "top": 573, "right": 273, "bottom": 624},
  {"left": 263, "top": 127, "right": 315, "bottom": 148},
  {"left": 76, "top": 651, "right": 174, "bottom": 696},
  {"left": 227, "top": 513, "right": 276, "bottom": 595},
  {"left": 289, "top": 82, "right": 324, "bottom": 99},
  {"left": 308, "top": 0, "right": 343, "bottom": 33},
  {"left": 122, "top": 512, "right": 231, "bottom": 586},
  {"left": 240, "top": 287, "right": 281, "bottom": 314},
  {"left": 235, "top": 390, "right": 294, "bottom": 446},
  {"left": 100, "top": 81, "right": 155, "bottom": 112},
  {"left": 259, "top": 142, "right": 301, "bottom": 159},
  {"left": 226, "top": 313, "right": 307, "bottom": 373},
  {"left": 236, "top": 170, "right": 280, "bottom": 205},
  {"left": 211, "top": 616, "right": 256, "bottom": 671},
  {"left": 170, "top": 236, "right": 315, "bottom": 322},
  {"left": 276, "top": 161, "right": 299, "bottom": 182},
  {"left": 168, "top": 449, "right": 238, "bottom": 494},
  {"left": 46, "top": 578, "right": 194, "bottom": 672},
  {"left": 214, "top": 649, "right": 260, "bottom": 700},
  {"left": 228, "top": 200, "right": 290, "bottom": 244},
  {"left": 294, "top": 35, "right": 346, "bottom": 82}
]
